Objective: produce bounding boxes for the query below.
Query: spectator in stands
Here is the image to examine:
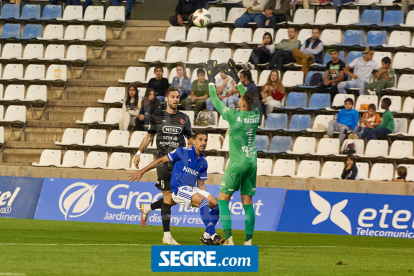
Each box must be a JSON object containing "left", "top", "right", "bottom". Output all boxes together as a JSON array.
[
  {"left": 206, "top": 69, "right": 234, "bottom": 111},
  {"left": 362, "top": 98, "right": 394, "bottom": 141},
  {"left": 341, "top": 155, "right": 359, "bottom": 180},
  {"left": 170, "top": 0, "right": 204, "bottom": 27},
  {"left": 83, "top": 0, "right": 111, "bottom": 11},
  {"left": 119, "top": 84, "right": 141, "bottom": 131},
  {"left": 292, "top": 28, "right": 324, "bottom": 79},
  {"left": 50, "top": 0, "right": 80, "bottom": 5},
  {"left": 267, "top": 27, "right": 300, "bottom": 70},
  {"left": 235, "top": 0, "right": 269, "bottom": 28},
  {"left": 351, "top": 104, "right": 381, "bottom": 139},
  {"left": 110, "top": 0, "right": 135, "bottom": 19},
  {"left": 364, "top": 57, "right": 395, "bottom": 95},
  {"left": 181, "top": 69, "right": 209, "bottom": 114},
  {"left": 338, "top": 47, "right": 380, "bottom": 96},
  {"left": 171, "top": 63, "right": 192, "bottom": 101},
  {"left": 147, "top": 66, "right": 169, "bottom": 103},
  {"left": 392, "top": 166, "right": 407, "bottom": 182},
  {"left": 135, "top": 88, "right": 160, "bottom": 131},
  {"left": 325, "top": 98, "right": 359, "bottom": 145},
  {"left": 317, "top": 48, "right": 345, "bottom": 102},
  {"left": 228, "top": 70, "right": 257, "bottom": 108},
  {"left": 265, "top": 0, "right": 291, "bottom": 28},
  {"left": 261, "top": 70, "right": 285, "bottom": 115},
  {"left": 333, "top": 0, "right": 353, "bottom": 15},
  {"left": 248, "top": 32, "right": 275, "bottom": 67}
]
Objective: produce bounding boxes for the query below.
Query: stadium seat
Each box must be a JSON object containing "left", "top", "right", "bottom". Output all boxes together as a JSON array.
[
  {"left": 82, "top": 25, "right": 106, "bottom": 42},
  {"left": 43, "top": 44, "right": 65, "bottom": 60},
  {"left": 334, "top": 9, "right": 359, "bottom": 26},
  {"left": 338, "top": 30, "right": 364, "bottom": 46},
  {"left": 369, "top": 163, "right": 393, "bottom": 181},
  {"left": 159, "top": 26, "right": 186, "bottom": 42},
  {"left": 272, "top": 159, "right": 296, "bottom": 177},
  {"left": 205, "top": 27, "right": 230, "bottom": 43},
  {"left": 0, "top": 105, "right": 3, "bottom": 118},
  {"left": 257, "top": 159, "right": 273, "bottom": 176},
  {"left": 280, "top": 92, "right": 307, "bottom": 110},
  {"left": 259, "top": 113, "right": 288, "bottom": 131},
  {"left": 81, "top": 129, "right": 106, "bottom": 147},
  {"left": 390, "top": 118, "right": 408, "bottom": 135},
  {"left": 0, "top": 64, "right": 23, "bottom": 80},
  {"left": 32, "top": 150, "right": 61, "bottom": 167},
  {"left": 297, "top": 29, "right": 312, "bottom": 44},
  {"left": 102, "top": 6, "right": 125, "bottom": 22},
  {"left": 281, "top": 71, "right": 303, "bottom": 87},
  {"left": 383, "top": 31, "right": 410, "bottom": 47},
  {"left": 138, "top": 46, "right": 166, "bottom": 63},
  {"left": 312, "top": 9, "right": 336, "bottom": 25},
  {"left": 283, "top": 114, "right": 311, "bottom": 132},
  {"left": 0, "top": 24, "right": 21, "bottom": 39},
  {"left": 255, "top": 135, "right": 269, "bottom": 152},
  {"left": 391, "top": 74, "right": 414, "bottom": 91},
  {"left": 372, "top": 52, "right": 392, "bottom": 67},
  {"left": 339, "top": 139, "right": 365, "bottom": 156},
  {"left": 0, "top": 105, "right": 26, "bottom": 123},
  {"left": 0, "top": 4, "right": 19, "bottom": 19},
  {"left": 304, "top": 93, "right": 330, "bottom": 110},
  {"left": 257, "top": 70, "right": 272, "bottom": 86},
  {"left": 322, "top": 51, "right": 345, "bottom": 66},
  {"left": 377, "top": 96, "right": 401, "bottom": 112},
  {"left": 186, "top": 48, "right": 210, "bottom": 65},
  {"left": 45, "top": 65, "right": 67, "bottom": 81},
  {"left": 233, "top": 49, "right": 253, "bottom": 65},
  {"left": 400, "top": 98, "right": 414, "bottom": 115},
  {"left": 0, "top": 43, "right": 22, "bottom": 59},
  {"left": 127, "top": 131, "right": 147, "bottom": 149},
  {"left": 165, "top": 47, "right": 187, "bottom": 63},
  {"left": 81, "top": 6, "right": 104, "bottom": 21},
  {"left": 380, "top": 10, "right": 404, "bottom": 26},
  {"left": 38, "top": 25, "right": 64, "bottom": 40},
  {"left": 98, "top": 87, "right": 125, "bottom": 104},
  {"left": 118, "top": 67, "right": 146, "bottom": 83},
  {"left": 20, "top": 24, "right": 42, "bottom": 40},
  {"left": 216, "top": 115, "right": 229, "bottom": 130},
  {"left": 205, "top": 156, "right": 225, "bottom": 174},
  {"left": 361, "top": 140, "right": 389, "bottom": 157},
  {"left": 392, "top": 52, "right": 414, "bottom": 69},
  {"left": 294, "top": 160, "right": 320, "bottom": 178},
  {"left": 355, "top": 162, "right": 369, "bottom": 180},
  {"left": 401, "top": 10, "right": 414, "bottom": 27},
  {"left": 41, "top": 5, "right": 62, "bottom": 20},
  {"left": 58, "top": 150, "right": 85, "bottom": 168},
  {"left": 205, "top": 133, "right": 223, "bottom": 151},
  {"left": 105, "top": 130, "right": 129, "bottom": 148},
  {"left": 363, "top": 31, "right": 387, "bottom": 47},
  {"left": 355, "top": 95, "right": 378, "bottom": 111},
  {"left": 227, "top": 28, "right": 252, "bottom": 44},
  {"left": 55, "top": 128, "right": 83, "bottom": 146},
  {"left": 3, "top": 85, "right": 25, "bottom": 101},
  {"left": 209, "top": 7, "right": 226, "bottom": 23},
  {"left": 81, "top": 151, "right": 108, "bottom": 169},
  {"left": 66, "top": 45, "right": 86, "bottom": 62},
  {"left": 274, "top": 28, "right": 288, "bottom": 44},
  {"left": 128, "top": 153, "right": 155, "bottom": 171},
  {"left": 320, "top": 29, "right": 341, "bottom": 45},
  {"left": 0, "top": 127, "right": 4, "bottom": 145},
  {"left": 355, "top": 10, "right": 382, "bottom": 26},
  {"left": 57, "top": 5, "right": 83, "bottom": 21},
  {"left": 76, "top": 107, "right": 104, "bottom": 125},
  {"left": 24, "top": 85, "right": 47, "bottom": 102},
  {"left": 20, "top": 4, "right": 41, "bottom": 20},
  {"left": 313, "top": 138, "right": 340, "bottom": 156},
  {"left": 182, "top": 27, "right": 207, "bottom": 43},
  {"left": 287, "top": 137, "right": 316, "bottom": 155},
  {"left": 264, "top": 136, "right": 292, "bottom": 154},
  {"left": 306, "top": 115, "right": 334, "bottom": 132},
  {"left": 386, "top": 140, "right": 413, "bottom": 159},
  {"left": 376, "top": 0, "right": 398, "bottom": 5},
  {"left": 100, "top": 108, "right": 122, "bottom": 126},
  {"left": 210, "top": 48, "right": 231, "bottom": 64},
  {"left": 397, "top": 165, "right": 414, "bottom": 181},
  {"left": 220, "top": 135, "right": 230, "bottom": 151},
  {"left": 288, "top": 9, "right": 314, "bottom": 24},
  {"left": 222, "top": 7, "right": 246, "bottom": 24},
  {"left": 346, "top": 51, "right": 364, "bottom": 66},
  {"left": 298, "top": 71, "right": 325, "bottom": 88},
  {"left": 318, "top": 162, "right": 344, "bottom": 179},
  {"left": 250, "top": 28, "right": 274, "bottom": 44},
  {"left": 62, "top": 25, "right": 85, "bottom": 40},
  {"left": 23, "top": 64, "right": 45, "bottom": 80},
  {"left": 180, "top": 110, "right": 195, "bottom": 126}
]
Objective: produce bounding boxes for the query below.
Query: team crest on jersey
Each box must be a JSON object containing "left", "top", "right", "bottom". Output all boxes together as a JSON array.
[{"left": 180, "top": 119, "right": 185, "bottom": 124}]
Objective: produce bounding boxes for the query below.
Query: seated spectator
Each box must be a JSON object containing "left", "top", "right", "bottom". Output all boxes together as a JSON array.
[
  {"left": 364, "top": 57, "right": 395, "bottom": 95},
  {"left": 119, "top": 84, "right": 141, "bottom": 131},
  {"left": 324, "top": 98, "right": 359, "bottom": 145},
  {"left": 50, "top": 0, "right": 79, "bottom": 5},
  {"left": 351, "top": 104, "right": 381, "bottom": 139},
  {"left": 392, "top": 166, "right": 407, "bottom": 182},
  {"left": 317, "top": 48, "right": 345, "bottom": 102},
  {"left": 292, "top": 28, "right": 324, "bottom": 78},
  {"left": 135, "top": 88, "right": 160, "bottom": 131},
  {"left": 261, "top": 70, "right": 285, "bottom": 115},
  {"left": 111, "top": 0, "right": 135, "bottom": 19},
  {"left": 171, "top": 63, "right": 192, "bottom": 101},
  {"left": 235, "top": 0, "right": 269, "bottom": 28},
  {"left": 249, "top": 32, "right": 275, "bottom": 67},
  {"left": 341, "top": 155, "right": 359, "bottom": 180},
  {"left": 338, "top": 47, "right": 380, "bottom": 96},
  {"left": 181, "top": 69, "right": 209, "bottom": 114},
  {"left": 333, "top": 0, "right": 353, "bottom": 14},
  {"left": 265, "top": 0, "right": 291, "bottom": 29},
  {"left": 228, "top": 70, "right": 257, "bottom": 109},
  {"left": 170, "top": 0, "right": 204, "bottom": 27},
  {"left": 147, "top": 66, "right": 169, "bottom": 103},
  {"left": 268, "top": 26, "right": 300, "bottom": 70},
  {"left": 362, "top": 98, "right": 394, "bottom": 141},
  {"left": 83, "top": 0, "right": 111, "bottom": 10},
  {"left": 206, "top": 69, "right": 234, "bottom": 111}
]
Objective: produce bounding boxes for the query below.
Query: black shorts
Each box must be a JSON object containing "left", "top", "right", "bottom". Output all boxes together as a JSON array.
[{"left": 155, "top": 162, "right": 173, "bottom": 191}]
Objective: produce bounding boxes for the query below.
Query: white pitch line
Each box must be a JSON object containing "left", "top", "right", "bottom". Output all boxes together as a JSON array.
[{"left": 0, "top": 273, "right": 26, "bottom": 276}]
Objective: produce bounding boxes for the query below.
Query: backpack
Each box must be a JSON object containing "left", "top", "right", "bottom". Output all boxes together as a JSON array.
[
  {"left": 341, "top": 142, "right": 356, "bottom": 155},
  {"left": 196, "top": 109, "right": 214, "bottom": 127},
  {"left": 309, "top": 73, "right": 324, "bottom": 86}
]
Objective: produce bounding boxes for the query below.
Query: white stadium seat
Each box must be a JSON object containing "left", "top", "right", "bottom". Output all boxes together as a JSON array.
[
  {"left": 209, "top": 7, "right": 226, "bottom": 23},
  {"left": 355, "top": 95, "right": 378, "bottom": 111},
  {"left": 118, "top": 67, "right": 146, "bottom": 83},
  {"left": 205, "top": 133, "right": 223, "bottom": 151},
  {"left": 99, "top": 108, "right": 122, "bottom": 126},
  {"left": 23, "top": 65, "right": 45, "bottom": 80},
  {"left": 274, "top": 28, "right": 288, "bottom": 44},
  {"left": 81, "top": 129, "right": 106, "bottom": 147},
  {"left": 320, "top": 29, "right": 341, "bottom": 45},
  {"left": 383, "top": 31, "right": 410, "bottom": 47},
  {"left": 392, "top": 52, "right": 414, "bottom": 69},
  {"left": 223, "top": 8, "right": 246, "bottom": 24},
  {"left": 187, "top": 48, "right": 210, "bottom": 64},
  {"left": 258, "top": 70, "right": 271, "bottom": 86},
  {"left": 257, "top": 158, "right": 273, "bottom": 176},
  {"left": 233, "top": 49, "right": 253, "bottom": 64},
  {"left": 38, "top": 25, "right": 64, "bottom": 40},
  {"left": 0, "top": 126, "right": 4, "bottom": 144},
  {"left": 103, "top": 6, "right": 125, "bottom": 22},
  {"left": 106, "top": 152, "right": 130, "bottom": 170},
  {"left": 272, "top": 159, "right": 296, "bottom": 177},
  {"left": 287, "top": 137, "right": 316, "bottom": 155},
  {"left": 183, "top": 27, "right": 208, "bottom": 42},
  {"left": 105, "top": 130, "right": 129, "bottom": 148},
  {"left": 205, "top": 156, "right": 225, "bottom": 174},
  {"left": 362, "top": 140, "right": 389, "bottom": 157},
  {"left": 128, "top": 153, "right": 155, "bottom": 171},
  {"left": 82, "top": 25, "right": 106, "bottom": 42},
  {"left": 57, "top": 5, "right": 83, "bottom": 21},
  {"left": 297, "top": 29, "right": 312, "bottom": 44},
  {"left": 165, "top": 47, "right": 187, "bottom": 63},
  {"left": 98, "top": 87, "right": 125, "bottom": 104},
  {"left": 369, "top": 163, "right": 394, "bottom": 181},
  {"left": 3, "top": 85, "right": 25, "bottom": 101},
  {"left": 45, "top": 65, "right": 67, "bottom": 81},
  {"left": 313, "top": 138, "right": 340, "bottom": 156},
  {"left": 58, "top": 150, "right": 85, "bottom": 168},
  {"left": 76, "top": 107, "right": 104, "bottom": 124},
  {"left": 127, "top": 131, "right": 147, "bottom": 148},
  {"left": 391, "top": 74, "right": 414, "bottom": 91},
  {"left": 32, "top": 150, "right": 61, "bottom": 167},
  {"left": 62, "top": 25, "right": 85, "bottom": 40},
  {"left": 227, "top": 28, "right": 252, "bottom": 43},
  {"left": 400, "top": 98, "right": 414, "bottom": 114},
  {"left": 205, "top": 27, "right": 230, "bottom": 43},
  {"left": 318, "top": 162, "right": 344, "bottom": 179},
  {"left": 66, "top": 45, "right": 87, "bottom": 61},
  {"left": 387, "top": 140, "right": 413, "bottom": 159},
  {"left": 1, "top": 64, "right": 23, "bottom": 80},
  {"left": 0, "top": 43, "right": 22, "bottom": 59},
  {"left": 391, "top": 118, "right": 408, "bottom": 135},
  {"left": 0, "top": 105, "right": 3, "bottom": 119},
  {"left": 180, "top": 110, "right": 195, "bottom": 126},
  {"left": 82, "top": 6, "right": 104, "bottom": 21},
  {"left": 307, "top": 115, "right": 334, "bottom": 132},
  {"left": 138, "top": 46, "right": 166, "bottom": 63},
  {"left": 81, "top": 151, "right": 108, "bottom": 169},
  {"left": 43, "top": 44, "right": 65, "bottom": 60},
  {"left": 294, "top": 160, "right": 320, "bottom": 178},
  {"left": 220, "top": 135, "right": 229, "bottom": 151},
  {"left": 0, "top": 105, "right": 26, "bottom": 123},
  {"left": 55, "top": 128, "right": 83, "bottom": 146},
  {"left": 312, "top": 9, "right": 336, "bottom": 25},
  {"left": 335, "top": 9, "right": 359, "bottom": 25},
  {"left": 147, "top": 134, "right": 157, "bottom": 149},
  {"left": 211, "top": 48, "right": 231, "bottom": 64},
  {"left": 160, "top": 26, "right": 186, "bottom": 42},
  {"left": 282, "top": 71, "right": 304, "bottom": 87},
  {"left": 288, "top": 9, "right": 315, "bottom": 24},
  {"left": 356, "top": 162, "right": 369, "bottom": 180},
  {"left": 21, "top": 44, "right": 43, "bottom": 60}
]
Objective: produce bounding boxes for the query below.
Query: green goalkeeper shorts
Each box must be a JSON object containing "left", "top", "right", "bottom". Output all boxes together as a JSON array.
[{"left": 220, "top": 162, "right": 257, "bottom": 196}]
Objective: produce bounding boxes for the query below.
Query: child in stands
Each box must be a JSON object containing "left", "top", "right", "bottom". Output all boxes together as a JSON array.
[
  {"left": 362, "top": 98, "right": 394, "bottom": 141},
  {"left": 392, "top": 166, "right": 407, "bottom": 182},
  {"left": 341, "top": 155, "right": 359, "bottom": 180},
  {"left": 364, "top": 57, "right": 395, "bottom": 95},
  {"left": 350, "top": 103, "right": 381, "bottom": 139}
]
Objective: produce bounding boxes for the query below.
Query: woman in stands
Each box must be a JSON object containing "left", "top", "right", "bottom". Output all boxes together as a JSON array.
[
  {"left": 249, "top": 32, "right": 275, "bottom": 67},
  {"left": 135, "top": 88, "right": 160, "bottom": 131},
  {"left": 170, "top": 63, "right": 192, "bottom": 102},
  {"left": 119, "top": 84, "right": 141, "bottom": 131},
  {"left": 146, "top": 66, "right": 169, "bottom": 103},
  {"left": 261, "top": 70, "right": 285, "bottom": 115},
  {"left": 341, "top": 155, "right": 358, "bottom": 180}
]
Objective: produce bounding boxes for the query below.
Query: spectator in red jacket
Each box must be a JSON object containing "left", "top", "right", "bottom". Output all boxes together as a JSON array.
[{"left": 261, "top": 70, "right": 285, "bottom": 115}]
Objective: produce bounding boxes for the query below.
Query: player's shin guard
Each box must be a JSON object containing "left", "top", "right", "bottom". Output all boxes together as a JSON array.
[
  {"left": 161, "top": 203, "right": 172, "bottom": 232},
  {"left": 210, "top": 205, "right": 220, "bottom": 226},
  {"left": 150, "top": 198, "right": 163, "bottom": 210},
  {"left": 243, "top": 204, "right": 255, "bottom": 242},
  {"left": 218, "top": 199, "right": 232, "bottom": 239},
  {"left": 199, "top": 199, "right": 215, "bottom": 236}
]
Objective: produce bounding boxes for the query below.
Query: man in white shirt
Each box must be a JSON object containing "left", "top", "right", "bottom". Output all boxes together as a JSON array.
[
  {"left": 206, "top": 69, "right": 234, "bottom": 111},
  {"left": 338, "top": 48, "right": 380, "bottom": 95}
]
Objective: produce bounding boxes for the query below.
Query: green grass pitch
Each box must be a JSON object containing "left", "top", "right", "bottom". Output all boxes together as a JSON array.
[{"left": 0, "top": 218, "right": 413, "bottom": 276}]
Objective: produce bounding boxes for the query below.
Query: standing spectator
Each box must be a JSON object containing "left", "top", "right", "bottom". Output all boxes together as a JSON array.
[
  {"left": 317, "top": 48, "right": 345, "bottom": 102},
  {"left": 261, "top": 70, "right": 285, "bottom": 115},
  {"left": 235, "top": 0, "right": 269, "bottom": 28},
  {"left": 392, "top": 166, "right": 407, "bottom": 182},
  {"left": 341, "top": 155, "right": 359, "bottom": 180},
  {"left": 351, "top": 104, "right": 381, "bottom": 139},
  {"left": 364, "top": 57, "right": 395, "bottom": 95},
  {"left": 292, "top": 28, "right": 324, "bottom": 78},
  {"left": 249, "top": 32, "right": 275, "bottom": 67},
  {"left": 206, "top": 69, "right": 234, "bottom": 111},
  {"left": 338, "top": 47, "right": 380, "bottom": 95},
  {"left": 228, "top": 70, "right": 257, "bottom": 108},
  {"left": 170, "top": 0, "right": 204, "bottom": 27},
  {"left": 119, "top": 84, "right": 141, "bottom": 131},
  {"left": 267, "top": 27, "right": 300, "bottom": 70},
  {"left": 181, "top": 69, "right": 209, "bottom": 114},
  {"left": 111, "top": 0, "right": 135, "bottom": 19},
  {"left": 362, "top": 98, "right": 394, "bottom": 141},
  {"left": 147, "top": 66, "right": 169, "bottom": 103},
  {"left": 171, "top": 63, "right": 192, "bottom": 101},
  {"left": 324, "top": 98, "right": 359, "bottom": 145},
  {"left": 135, "top": 88, "right": 161, "bottom": 131},
  {"left": 264, "top": 0, "right": 291, "bottom": 29}
]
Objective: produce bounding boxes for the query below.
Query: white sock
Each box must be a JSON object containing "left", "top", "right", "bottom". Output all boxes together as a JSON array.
[
  {"left": 203, "top": 232, "right": 211, "bottom": 239},
  {"left": 211, "top": 234, "right": 216, "bottom": 239},
  {"left": 163, "top": 232, "right": 172, "bottom": 239},
  {"left": 144, "top": 204, "right": 152, "bottom": 213}
]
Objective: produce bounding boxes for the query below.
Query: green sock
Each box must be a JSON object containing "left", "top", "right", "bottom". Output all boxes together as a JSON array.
[
  {"left": 218, "top": 199, "right": 232, "bottom": 239},
  {"left": 243, "top": 204, "right": 255, "bottom": 242}
]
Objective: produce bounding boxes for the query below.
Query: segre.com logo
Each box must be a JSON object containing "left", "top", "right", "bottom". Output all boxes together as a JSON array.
[{"left": 151, "top": 246, "right": 258, "bottom": 272}]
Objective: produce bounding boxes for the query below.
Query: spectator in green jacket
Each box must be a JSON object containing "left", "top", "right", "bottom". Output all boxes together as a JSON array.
[
  {"left": 362, "top": 98, "right": 394, "bottom": 141},
  {"left": 267, "top": 26, "right": 301, "bottom": 70},
  {"left": 181, "top": 69, "right": 209, "bottom": 115}
]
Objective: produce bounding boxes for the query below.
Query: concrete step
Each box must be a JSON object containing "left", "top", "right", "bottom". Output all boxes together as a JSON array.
[
  {"left": 105, "top": 49, "right": 146, "bottom": 61},
  {"left": 67, "top": 79, "right": 119, "bottom": 87},
  {"left": 26, "top": 120, "right": 80, "bottom": 128},
  {"left": 5, "top": 141, "right": 60, "bottom": 150},
  {"left": 1, "top": 148, "right": 44, "bottom": 164},
  {"left": 81, "top": 67, "right": 130, "bottom": 81},
  {"left": 47, "top": 100, "right": 99, "bottom": 108},
  {"left": 4, "top": 127, "right": 65, "bottom": 142}
]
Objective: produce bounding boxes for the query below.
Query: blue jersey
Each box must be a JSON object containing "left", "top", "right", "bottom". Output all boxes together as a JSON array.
[{"left": 167, "top": 146, "right": 208, "bottom": 194}]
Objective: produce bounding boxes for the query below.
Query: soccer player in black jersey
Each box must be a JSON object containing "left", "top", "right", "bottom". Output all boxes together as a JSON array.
[{"left": 129, "top": 87, "right": 194, "bottom": 245}]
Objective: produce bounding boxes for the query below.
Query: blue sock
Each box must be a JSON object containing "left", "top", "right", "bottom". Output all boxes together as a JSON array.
[
  {"left": 199, "top": 199, "right": 215, "bottom": 236},
  {"left": 210, "top": 205, "right": 219, "bottom": 226}
]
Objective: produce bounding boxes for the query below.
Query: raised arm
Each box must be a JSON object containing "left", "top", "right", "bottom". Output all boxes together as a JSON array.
[{"left": 128, "top": 155, "right": 169, "bottom": 182}]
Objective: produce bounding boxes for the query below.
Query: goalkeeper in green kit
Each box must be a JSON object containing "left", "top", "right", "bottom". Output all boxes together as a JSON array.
[{"left": 205, "top": 59, "right": 260, "bottom": 245}]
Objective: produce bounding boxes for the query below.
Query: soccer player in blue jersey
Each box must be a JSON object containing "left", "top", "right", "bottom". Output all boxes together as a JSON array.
[{"left": 129, "top": 132, "right": 225, "bottom": 245}]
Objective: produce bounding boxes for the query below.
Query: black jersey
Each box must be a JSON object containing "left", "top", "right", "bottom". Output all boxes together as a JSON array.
[{"left": 148, "top": 108, "right": 194, "bottom": 158}]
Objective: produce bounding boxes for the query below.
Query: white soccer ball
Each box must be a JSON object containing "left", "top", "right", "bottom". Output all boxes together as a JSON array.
[{"left": 192, "top": 8, "right": 212, "bottom": 28}]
